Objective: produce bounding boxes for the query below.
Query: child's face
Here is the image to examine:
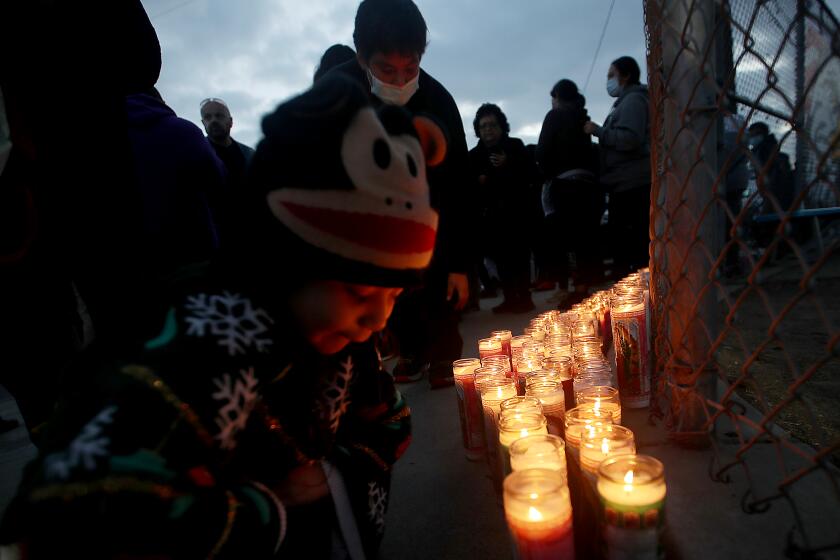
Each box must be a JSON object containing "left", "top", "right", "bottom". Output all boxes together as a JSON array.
[{"left": 291, "top": 280, "right": 403, "bottom": 355}]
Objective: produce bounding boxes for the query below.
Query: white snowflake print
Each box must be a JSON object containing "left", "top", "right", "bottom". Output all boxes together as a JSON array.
[
  {"left": 367, "top": 481, "right": 388, "bottom": 535},
  {"left": 212, "top": 368, "right": 259, "bottom": 450},
  {"left": 44, "top": 405, "right": 118, "bottom": 481},
  {"left": 184, "top": 292, "right": 273, "bottom": 356},
  {"left": 317, "top": 356, "right": 354, "bottom": 434}
]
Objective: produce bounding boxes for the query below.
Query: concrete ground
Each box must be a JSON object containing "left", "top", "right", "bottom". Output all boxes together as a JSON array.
[{"left": 380, "top": 289, "right": 840, "bottom": 560}]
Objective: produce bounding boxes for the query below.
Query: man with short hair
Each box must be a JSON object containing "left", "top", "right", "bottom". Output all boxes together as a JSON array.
[
  {"left": 329, "top": 0, "right": 473, "bottom": 388},
  {"left": 200, "top": 97, "right": 254, "bottom": 188}
]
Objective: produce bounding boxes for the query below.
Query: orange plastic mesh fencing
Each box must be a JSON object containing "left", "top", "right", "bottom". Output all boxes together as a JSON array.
[{"left": 644, "top": 0, "right": 839, "bottom": 555}]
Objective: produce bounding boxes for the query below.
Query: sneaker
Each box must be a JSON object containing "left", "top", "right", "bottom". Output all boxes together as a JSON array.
[
  {"left": 428, "top": 362, "right": 455, "bottom": 389},
  {"left": 393, "top": 359, "right": 427, "bottom": 383}
]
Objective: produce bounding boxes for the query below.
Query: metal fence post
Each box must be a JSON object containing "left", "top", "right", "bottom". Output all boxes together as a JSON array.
[{"left": 647, "top": 0, "right": 723, "bottom": 443}]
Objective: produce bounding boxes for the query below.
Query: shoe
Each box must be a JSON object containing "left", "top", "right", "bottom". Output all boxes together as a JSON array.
[
  {"left": 531, "top": 280, "right": 556, "bottom": 292},
  {"left": 428, "top": 362, "right": 455, "bottom": 389},
  {"left": 393, "top": 359, "right": 428, "bottom": 383}
]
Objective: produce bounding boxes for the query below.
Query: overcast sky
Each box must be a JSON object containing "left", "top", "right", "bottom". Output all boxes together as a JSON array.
[{"left": 140, "top": 0, "right": 647, "bottom": 149}]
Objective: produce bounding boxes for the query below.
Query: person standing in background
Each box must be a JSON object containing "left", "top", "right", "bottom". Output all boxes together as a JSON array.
[
  {"left": 329, "top": 0, "right": 473, "bottom": 388},
  {"left": 470, "top": 103, "right": 536, "bottom": 314},
  {"left": 200, "top": 97, "right": 255, "bottom": 189},
  {"left": 584, "top": 56, "right": 651, "bottom": 276},
  {"left": 537, "top": 79, "right": 602, "bottom": 308}
]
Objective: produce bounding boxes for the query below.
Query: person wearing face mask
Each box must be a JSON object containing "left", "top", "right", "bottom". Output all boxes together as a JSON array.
[
  {"left": 584, "top": 56, "right": 651, "bottom": 276},
  {"left": 329, "top": 0, "right": 473, "bottom": 389}
]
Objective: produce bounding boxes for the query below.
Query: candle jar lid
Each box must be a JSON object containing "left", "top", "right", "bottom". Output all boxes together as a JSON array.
[
  {"left": 509, "top": 434, "right": 566, "bottom": 473},
  {"left": 501, "top": 396, "right": 543, "bottom": 413},
  {"left": 598, "top": 454, "right": 664, "bottom": 486},
  {"left": 452, "top": 358, "right": 481, "bottom": 377}
]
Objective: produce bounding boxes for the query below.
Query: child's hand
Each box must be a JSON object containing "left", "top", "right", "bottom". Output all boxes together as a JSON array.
[{"left": 274, "top": 462, "right": 329, "bottom": 506}]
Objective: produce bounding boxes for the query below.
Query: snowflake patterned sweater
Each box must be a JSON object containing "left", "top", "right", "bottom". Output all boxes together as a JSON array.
[{"left": 1, "top": 276, "right": 411, "bottom": 559}]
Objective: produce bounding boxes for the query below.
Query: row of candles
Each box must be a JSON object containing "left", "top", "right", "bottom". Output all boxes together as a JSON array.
[{"left": 452, "top": 270, "right": 664, "bottom": 559}]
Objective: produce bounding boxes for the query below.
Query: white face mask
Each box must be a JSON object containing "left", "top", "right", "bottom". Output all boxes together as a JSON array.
[
  {"left": 606, "top": 77, "right": 622, "bottom": 98},
  {"left": 367, "top": 70, "right": 419, "bottom": 106}
]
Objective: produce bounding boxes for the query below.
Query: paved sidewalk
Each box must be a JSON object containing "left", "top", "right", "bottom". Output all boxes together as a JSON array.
[{"left": 380, "top": 291, "right": 840, "bottom": 560}]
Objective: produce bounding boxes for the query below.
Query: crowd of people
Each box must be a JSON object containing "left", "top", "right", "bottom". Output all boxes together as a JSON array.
[
  {"left": 468, "top": 56, "right": 653, "bottom": 313},
  {"left": 0, "top": 0, "right": 660, "bottom": 557}
]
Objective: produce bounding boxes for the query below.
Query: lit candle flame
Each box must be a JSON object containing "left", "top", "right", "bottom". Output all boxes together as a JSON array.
[
  {"left": 520, "top": 429, "right": 530, "bottom": 438},
  {"left": 601, "top": 438, "right": 610, "bottom": 454},
  {"left": 594, "top": 400, "right": 601, "bottom": 413},
  {"left": 528, "top": 506, "right": 544, "bottom": 522},
  {"left": 623, "top": 470, "right": 634, "bottom": 492}
]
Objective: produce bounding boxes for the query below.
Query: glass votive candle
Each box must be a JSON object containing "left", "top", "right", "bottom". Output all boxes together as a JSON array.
[
  {"left": 509, "top": 434, "right": 567, "bottom": 476},
  {"left": 500, "top": 396, "right": 544, "bottom": 418},
  {"left": 526, "top": 380, "right": 566, "bottom": 436},
  {"left": 580, "top": 424, "right": 636, "bottom": 474},
  {"left": 564, "top": 405, "right": 615, "bottom": 449},
  {"left": 491, "top": 329, "right": 513, "bottom": 357},
  {"left": 498, "top": 412, "right": 548, "bottom": 475},
  {"left": 478, "top": 336, "right": 505, "bottom": 360},
  {"left": 511, "top": 335, "right": 531, "bottom": 362},
  {"left": 598, "top": 454, "right": 666, "bottom": 559},
  {"left": 479, "top": 378, "right": 518, "bottom": 491},
  {"left": 522, "top": 340, "right": 546, "bottom": 360},
  {"left": 576, "top": 386, "right": 622, "bottom": 425},
  {"left": 610, "top": 289, "right": 650, "bottom": 409},
  {"left": 452, "top": 358, "right": 484, "bottom": 461},
  {"left": 524, "top": 325, "right": 547, "bottom": 342},
  {"left": 504, "top": 469, "right": 575, "bottom": 560},
  {"left": 482, "top": 354, "right": 512, "bottom": 373}
]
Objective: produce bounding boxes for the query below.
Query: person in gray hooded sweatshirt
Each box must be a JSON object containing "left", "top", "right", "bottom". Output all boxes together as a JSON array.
[{"left": 584, "top": 56, "right": 651, "bottom": 275}]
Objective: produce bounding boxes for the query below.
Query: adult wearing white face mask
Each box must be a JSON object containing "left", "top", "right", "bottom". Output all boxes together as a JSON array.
[
  {"left": 329, "top": 0, "right": 473, "bottom": 389},
  {"left": 584, "top": 56, "right": 651, "bottom": 276}
]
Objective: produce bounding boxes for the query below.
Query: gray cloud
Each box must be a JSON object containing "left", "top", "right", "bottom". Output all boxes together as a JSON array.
[{"left": 142, "top": 0, "right": 647, "bottom": 148}]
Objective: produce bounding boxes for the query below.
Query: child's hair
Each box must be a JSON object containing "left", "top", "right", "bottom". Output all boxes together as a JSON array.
[{"left": 353, "top": 0, "right": 428, "bottom": 61}]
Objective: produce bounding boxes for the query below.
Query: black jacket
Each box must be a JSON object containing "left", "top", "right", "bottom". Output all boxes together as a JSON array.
[
  {"left": 536, "top": 103, "right": 597, "bottom": 180},
  {"left": 469, "top": 136, "right": 537, "bottom": 227},
  {"left": 329, "top": 60, "right": 473, "bottom": 275}
]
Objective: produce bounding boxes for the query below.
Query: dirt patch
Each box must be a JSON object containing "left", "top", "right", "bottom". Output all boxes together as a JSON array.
[{"left": 715, "top": 262, "right": 840, "bottom": 465}]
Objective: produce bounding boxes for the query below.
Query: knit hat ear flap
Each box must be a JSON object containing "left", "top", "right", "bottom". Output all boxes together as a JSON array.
[{"left": 412, "top": 115, "right": 447, "bottom": 167}]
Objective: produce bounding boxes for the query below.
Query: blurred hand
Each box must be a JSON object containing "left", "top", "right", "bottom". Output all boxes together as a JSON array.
[
  {"left": 447, "top": 273, "right": 469, "bottom": 311},
  {"left": 478, "top": 174, "right": 488, "bottom": 185},
  {"left": 489, "top": 152, "right": 507, "bottom": 167},
  {"left": 583, "top": 121, "right": 599, "bottom": 135},
  {"left": 274, "top": 462, "right": 329, "bottom": 507}
]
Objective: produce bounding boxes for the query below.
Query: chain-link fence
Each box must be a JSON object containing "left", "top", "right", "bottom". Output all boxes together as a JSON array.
[{"left": 644, "top": 0, "right": 840, "bottom": 556}]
